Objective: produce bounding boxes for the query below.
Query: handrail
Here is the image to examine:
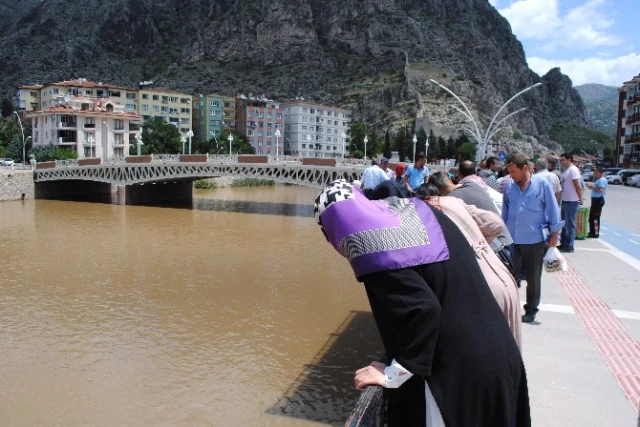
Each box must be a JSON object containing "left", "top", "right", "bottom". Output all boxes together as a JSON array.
[{"left": 344, "top": 386, "right": 385, "bottom": 426}]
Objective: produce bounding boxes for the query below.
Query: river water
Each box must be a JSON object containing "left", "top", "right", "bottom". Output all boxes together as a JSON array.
[{"left": 0, "top": 186, "right": 382, "bottom": 426}]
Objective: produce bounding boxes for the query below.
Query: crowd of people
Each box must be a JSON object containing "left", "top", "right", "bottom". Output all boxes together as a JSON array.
[{"left": 315, "top": 151, "right": 608, "bottom": 426}]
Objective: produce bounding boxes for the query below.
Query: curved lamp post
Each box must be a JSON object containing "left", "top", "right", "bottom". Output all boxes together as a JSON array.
[
  {"left": 186, "top": 129, "right": 194, "bottom": 155},
  {"left": 180, "top": 135, "right": 186, "bottom": 154},
  {"left": 102, "top": 122, "right": 111, "bottom": 160},
  {"left": 227, "top": 133, "right": 234, "bottom": 155},
  {"left": 412, "top": 134, "right": 417, "bottom": 162},
  {"left": 429, "top": 79, "right": 542, "bottom": 162},
  {"left": 425, "top": 135, "right": 430, "bottom": 162}
]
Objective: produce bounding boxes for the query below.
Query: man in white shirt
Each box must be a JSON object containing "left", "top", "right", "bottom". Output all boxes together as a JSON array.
[
  {"left": 559, "top": 153, "right": 583, "bottom": 253},
  {"left": 535, "top": 157, "right": 562, "bottom": 204},
  {"left": 379, "top": 157, "right": 395, "bottom": 180},
  {"left": 360, "top": 159, "right": 389, "bottom": 198}
]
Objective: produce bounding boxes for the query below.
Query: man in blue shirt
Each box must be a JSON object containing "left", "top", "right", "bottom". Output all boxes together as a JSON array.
[
  {"left": 586, "top": 166, "right": 607, "bottom": 238},
  {"left": 502, "top": 153, "right": 564, "bottom": 323},
  {"left": 403, "top": 153, "right": 430, "bottom": 194}
]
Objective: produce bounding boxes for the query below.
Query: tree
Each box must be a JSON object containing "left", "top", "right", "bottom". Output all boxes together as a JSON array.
[
  {"left": 348, "top": 122, "right": 367, "bottom": 158},
  {"left": 417, "top": 127, "right": 428, "bottom": 160},
  {"left": 0, "top": 116, "right": 31, "bottom": 161},
  {"left": 136, "top": 118, "right": 182, "bottom": 154},
  {"left": 1, "top": 98, "right": 13, "bottom": 118},
  {"left": 456, "top": 133, "right": 470, "bottom": 148},
  {"left": 437, "top": 136, "right": 447, "bottom": 159},
  {"left": 219, "top": 128, "right": 255, "bottom": 154},
  {"left": 446, "top": 136, "right": 456, "bottom": 158},
  {"left": 382, "top": 128, "right": 392, "bottom": 159},
  {"left": 457, "top": 142, "right": 477, "bottom": 161},
  {"left": 395, "top": 130, "right": 409, "bottom": 162},
  {"left": 31, "top": 144, "right": 78, "bottom": 162}
]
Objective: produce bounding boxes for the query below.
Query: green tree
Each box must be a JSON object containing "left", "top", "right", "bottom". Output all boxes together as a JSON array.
[
  {"left": 219, "top": 128, "right": 255, "bottom": 154},
  {"left": 1, "top": 98, "right": 14, "bottom": 118},
  {"left": 457, "top": 142, "right": 477, "bottom": 161},
  {"left": 417, "top": 127, "right": 428, "bottom": 159},
  {"left": 0, "top": 115, "right": 31, "bottom": 156},
  {"left": 30, "top": 144, "right": 78, "bottom": 162},
  {"left": 456, "top": 133, "right": 470, "bottom": 147},
  {"left": 382, "top": 128, "right": 392, "bottom": 158},
  {"left": 348, "top": 122, "right": 367, "bottom": 158},
  {"left": 427, "top": 129, "right": 439, "bottom": 159},
  {"left": 446, "top": 136, "right": 456, "bottom": 158},
  {"left": 395, "top": 129, "right": 409, "bottom": 162},
  {"left": 133, "top": 118, "right": 182, "bottom": 154}
]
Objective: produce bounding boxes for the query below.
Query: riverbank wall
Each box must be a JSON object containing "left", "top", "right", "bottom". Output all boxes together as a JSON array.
[{"left": 0, "top": 170, "right": 34, "bottom": 201}]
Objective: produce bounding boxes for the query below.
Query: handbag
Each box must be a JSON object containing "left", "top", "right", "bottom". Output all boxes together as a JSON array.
[{"left": 494, "top": 245, "right": 516, "bottom": 278}]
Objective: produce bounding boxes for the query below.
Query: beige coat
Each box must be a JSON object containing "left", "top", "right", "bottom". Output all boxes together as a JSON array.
[{"left": 427, "top": 196, "right": 522, "bottom": 348}]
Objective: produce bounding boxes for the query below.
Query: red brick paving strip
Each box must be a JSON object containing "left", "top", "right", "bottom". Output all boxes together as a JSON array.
[{"left": 554, "top": 264, "right": 640, "bottom": 412}]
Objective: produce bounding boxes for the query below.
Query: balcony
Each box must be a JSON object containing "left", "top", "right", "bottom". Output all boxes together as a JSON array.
[
  {"left": 84, "top": 123, "right": 95, "bottom": 129},
  {"left": 58, "top": 121, "right": 77, "bottom": 129},
  {"left": 129, "top": 124, "right": 141, "bottom": 131}
]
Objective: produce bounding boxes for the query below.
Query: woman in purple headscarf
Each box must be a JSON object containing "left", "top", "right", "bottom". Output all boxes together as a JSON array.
[{"left": 315, "top": 180, "right": 530, "bottom": 427}]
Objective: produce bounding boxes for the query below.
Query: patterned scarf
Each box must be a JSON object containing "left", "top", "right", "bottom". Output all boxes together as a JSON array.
[{"left": 314, "top": 180, "right": 450, "bottom": 281}]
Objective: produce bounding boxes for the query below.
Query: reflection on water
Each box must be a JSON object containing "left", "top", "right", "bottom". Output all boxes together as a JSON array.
[{"left": 0, "top": 185, "right": 381, "bottom": 426}]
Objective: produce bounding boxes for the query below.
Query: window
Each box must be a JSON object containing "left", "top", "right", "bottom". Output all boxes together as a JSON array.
[
  {"left": 303, "top": 108, "right": 308, "bottom": 113},
  {"left": 161, "top": 106, "right": 168, "bottom": 113},
  {"left": 210, "top": 110, "right": 218, "bottom": 116},
  {"left": 84, "top": 90, "right": 92, "bottom": 95},
  {"left": 267, "top": 132, "right": 272, "bottom": 137},
  {"left": 153, "top": 95, "right": 159, "bottom": 101},
  {"left": 142, "top": 94, "right": 149, "bottom": 100},
  {"left": 114, "top": 119, "right": 124, "bottom": 130},
  {"left": 126, "top": 93, "right": 136, "bottom": 99},
  {"left": 169, "top": 96, "right": 178, "bottom": 103},
  {"left": 333, "top": 146, "right": 337, "bottom": 150},
  {"left": 180, "top": 118, "right": 190, "bottom": 124},
  {"left": 108, "top": 90, "right": 121, "bottom": 97},
  {"left": 302, "top": 116, "right": 308, "bottom": 122},
  {"left": 153, "top": 105, "right": 159, "bottom": 112},
  {"left": 210, "top": 100, "right": 220, "bottom": 107},
  {"left": 30, "top": 91, "right": 38, "bottom": 97},
  {"left": 181, "top": 108, "right": 190, "bottom": 113},
  {"left": 310, "top": 108, "right": 315, "bottom": 114},
  {"left": 267, "top": 112, "right": 272, "bottom": 118},
  {"left": 180, "top": 98, "right": 190, "bottom": 104},
  {"left": 85, "top": 118, "right": 95, "bottom": 128},
  {"left": 126, "top": 104, "right": 136, "bottom": 110},
  {"left": 114, "top": 134, "right": 124, "bottom": 144},
  {"left": 52, "top": 88, "right": 59, "bottom": 94},
  {"left": 302, "top": 144, "right": 306, "bottom": 149},
  {"left": 276, "top": 113, "right": 282, "bottom": 119},
  {"left": 267, "top": 141, "right": 271, "bottom": 146},
  {"left": 142, "top": 104, "right": 149, "bottom": 111},
  {"left": 267, "top": 122, "right": 272, "bottom": 128},
  {"left": 248, "top": 130, "right": 254, "bottom": 136},
  {"left": 302, "top": 125, "right": 307, "bottom": 131},
  {"left": 169, "top": 108, "right": 179, "bottom": 114}
]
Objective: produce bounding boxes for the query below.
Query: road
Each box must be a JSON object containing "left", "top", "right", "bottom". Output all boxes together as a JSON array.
[{"left": 584, "top": 183, "right": 640, "bottom": 260}]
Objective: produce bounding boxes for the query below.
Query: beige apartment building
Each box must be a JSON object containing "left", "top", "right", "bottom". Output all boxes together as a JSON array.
[
  {"left": 616, "top": 74, "right": 640, "bottom": 168},
  {"left": 17, "top": 78, "right": 194, "bottom": 138}
]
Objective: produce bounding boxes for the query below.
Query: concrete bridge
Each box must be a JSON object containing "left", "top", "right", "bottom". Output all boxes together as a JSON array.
[{"left": 33, "top": 154, "right": 397, "bottom": 204}]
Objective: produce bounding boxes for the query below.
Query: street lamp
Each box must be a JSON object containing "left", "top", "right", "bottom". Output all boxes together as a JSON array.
[
  {"left": 341, "top": 131, "right": 346, "bottom": 160},
  {"left": 228, "top": 133, "right": 234, "bottom": 155},
  {"left": 135, "top": 132, "right": 143, "bottom": 156},
  {"left": 102, "top": 122, "right": 111, "bottom": 160},
  {"left": 87, "top": 134, "right": 95, "bottom": 158},
  {"left": 13, "top": 111, "right": 27, "bottom": 165},
  {"left": 187, "top": 129, "right": 194, "bottom": 155},
  {"left": 425, "top": 135, "right": 430, "bottom": 163},
  {"left": 275, "top": 128, "right": 281, "bottom": 160},
  {"left": 364, "top": 135, "right": 368, "bottom": 160},
  {"left": 412, "top": 134, "right": 417, "bottom": 162},
  {"left": 180, "top": 135, "right": 186, "bottom": 154}
]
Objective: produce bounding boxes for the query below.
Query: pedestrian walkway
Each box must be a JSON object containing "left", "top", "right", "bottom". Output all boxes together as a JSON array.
[{"left": 521, "top": 236, "right": 640, "bottom": 426}]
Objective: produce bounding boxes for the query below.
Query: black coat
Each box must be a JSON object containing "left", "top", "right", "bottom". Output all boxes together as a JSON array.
[{"left": 362, "top": 205, "right": 530, "bottom": 427}]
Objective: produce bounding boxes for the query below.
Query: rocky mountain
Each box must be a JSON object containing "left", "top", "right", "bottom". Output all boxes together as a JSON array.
[
  {"left": 575, "top": 84, "right": 619, "bottom": 137},
  {"left": 0, "top": 0, "right": 590, "bottom": 157}
]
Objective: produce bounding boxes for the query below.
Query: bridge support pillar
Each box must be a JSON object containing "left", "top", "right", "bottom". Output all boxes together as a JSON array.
[{"left": 111, "top": 185, "right": 126, "bottom": 205}]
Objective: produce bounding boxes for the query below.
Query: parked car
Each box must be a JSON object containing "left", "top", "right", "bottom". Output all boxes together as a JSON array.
[
  {"left": 628, "top": 174, "right": 640, "bottom": 187},
  {"left": 0, "top": 158, "right": 15, "bottom": 166},
  {"left": 604, "top": 168, "right": 623, "bottom": 176},
  {"left": 581, "top": 171, "right": 594, "bottom": 182},
  {"left": 620, "top": 169, "right": 640, "bottom": 185},
  {"left": 606, "top": 174, "right": 622, "bottom": 185}
]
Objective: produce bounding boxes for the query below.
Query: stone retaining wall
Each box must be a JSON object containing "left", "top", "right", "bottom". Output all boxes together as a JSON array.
[{"left": 0, "top": 170, "right": 34, "bottom": 201}]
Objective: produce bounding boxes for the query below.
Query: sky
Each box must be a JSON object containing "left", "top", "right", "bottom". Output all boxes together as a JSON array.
[{"left": 489, "top": 0, "right": 640, "bottom": 87}]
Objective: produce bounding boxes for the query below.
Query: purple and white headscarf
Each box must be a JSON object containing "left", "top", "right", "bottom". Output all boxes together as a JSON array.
[{"left": 314, "top": 180, "right": 450, "bottom": 281}]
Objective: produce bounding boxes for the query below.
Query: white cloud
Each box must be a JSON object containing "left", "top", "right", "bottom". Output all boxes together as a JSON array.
[
  {"left": 499, "top": 0, "right": 620, "bottom": 53},
  {"left": 528, "top": 53, "right": 640, "bottom": 85}
]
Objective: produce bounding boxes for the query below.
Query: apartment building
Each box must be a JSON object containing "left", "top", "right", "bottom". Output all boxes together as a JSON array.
[
  {"left": 27, "top": 95, "right": 141, "bottom": 159},
  {"left": 17, "top": 79, "right": 194, "bottom": 137},
  {"left": 616, "top": 74, "right": 640, "bottom": 168},
  {"left": 138, "top": 88, "right": 193, "bottom": 135},
  {"left": 282, "top": 101, "right": 350, "bottom": 157},
  {"left": 235, "top": 94, "right": 283, "bottom": 155},
  {"left": 197, "top": 93, "right": 225, "bottom": 143}
]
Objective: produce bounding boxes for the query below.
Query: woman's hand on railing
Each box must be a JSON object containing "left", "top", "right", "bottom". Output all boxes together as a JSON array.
[{"left": 354, "top": 361, "right": 386, "bottom": 390}]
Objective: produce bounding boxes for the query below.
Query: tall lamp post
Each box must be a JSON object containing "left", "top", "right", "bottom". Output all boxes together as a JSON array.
[
  {"left": 87, "top": 134, "right": 95, "bottom": 158},
  {"left": 363, "top": 135, "right": 368, "bottom": 160},
  {"left": 180, "top": 135, "right": 186, "bottom": 154},
  {"left": 135, "top": 132, "right": 143, "bottom": 156},
  {"left": 425, "top": 135, "right": 430, "bottom": 162},
  {"left": 13, "top": 111, "right": 27, "bottom": 165},
  {"left": 187, "top": 129, "right": 194, "bottom": 155},
  {"left": 412, "top": 134, "right": 417, "bottom": 162},
  {"left": 341, "top": 131, "right": 346, "bottom": 161},
  {"left": 275, "top": 128, "right": 281, "bottom": 160},
  {"left": 102, "top": 122, "right": 111, "bottom": 160},
  {"left": 228, "top": 133, "right": 234, "bottom": 155}
]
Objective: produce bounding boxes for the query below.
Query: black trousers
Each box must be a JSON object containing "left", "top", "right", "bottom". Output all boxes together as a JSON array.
[
  {"left": 513, "top": 242, "right": 547, "bottom": 316},
  {"left": 589, "top": 197, "right": 605, "bottom": 236}
]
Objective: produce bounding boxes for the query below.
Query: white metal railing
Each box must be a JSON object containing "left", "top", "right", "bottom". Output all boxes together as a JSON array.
[
  {"left": 206, "top": 154, "right": 238, "bottom": 164},
  {"left": 105, "top": 156, "right": 127, "bottom": 164},
  {"left": 152, "top": 154, "right": 180, "bottom": 163},
  {"left": 55, "top": 159, "right": 79, "bottom": 167},
  {"left": 338, "top": 158, "right": 369, "bottom": 167}
]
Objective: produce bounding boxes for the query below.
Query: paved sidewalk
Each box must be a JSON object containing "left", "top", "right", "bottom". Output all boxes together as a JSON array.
[{"left": 521, "top": 237, "right": 640, "bottom": 426}]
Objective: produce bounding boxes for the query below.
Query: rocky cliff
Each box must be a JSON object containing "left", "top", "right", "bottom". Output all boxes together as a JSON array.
[
  {"left": 575, "top": 83, "right": 619, "bottom": 137},
  {"left": 0, "top": 0, "right": 589, "bottom": 156}
]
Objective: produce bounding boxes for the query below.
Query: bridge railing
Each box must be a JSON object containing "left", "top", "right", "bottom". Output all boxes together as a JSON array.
[
  {"left": 206, "top": 154, "right": 239, "bottom": 164},
  {"left": 153, "top": 154, "right": 180, "bottom": 163},
  {"left": 55, "top": 159, "right": 79, "bottom": 168}
]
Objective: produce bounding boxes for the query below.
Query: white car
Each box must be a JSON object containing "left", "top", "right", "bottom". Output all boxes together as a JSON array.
[
  {"left": 0, "top": 158, "right": 15, "bottom": 166},
  {"left": 606, "top": 174, "right": 622, "bottom": 185},
  {"left": 627, "top": 174, "right": 640, "bottom": 188}
]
